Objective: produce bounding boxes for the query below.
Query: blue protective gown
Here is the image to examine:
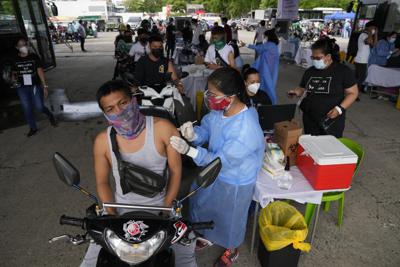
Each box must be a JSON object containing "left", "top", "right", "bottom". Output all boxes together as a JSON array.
[
  {"left": 368, "top": 39, "right": 395, "bottom": 66},
  {"left": 249, "top": 42, "right": 280, "bottom": 104},
  {"left": 189, "top": 107, "right": 265, "bottom": 248}
]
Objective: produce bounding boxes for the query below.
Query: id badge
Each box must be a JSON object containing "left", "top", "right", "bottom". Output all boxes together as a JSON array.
[{"left": 23, "top": 74, "right": 32, "bottom": 86}]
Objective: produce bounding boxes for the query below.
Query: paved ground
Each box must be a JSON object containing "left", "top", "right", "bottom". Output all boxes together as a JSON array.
[{"left": 0, "top": 31, "right": 399, "bottom": 267}]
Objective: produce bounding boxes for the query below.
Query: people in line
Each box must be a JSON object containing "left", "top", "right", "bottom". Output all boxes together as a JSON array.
[
  {"left": 288, "top": 38, "right": 358, "bottom": 138},
  {"left": 11, "top": 36, "right": 57, "bottom": 137},
  {"left": 221, "top": 17, "right": 232, "bottom": 44},
  {"left": 166, "top": 18, "right": 176, "bottom": 59},
  {"left": 77, "top": 20, "right": 87, "bottom": 52},
  {"left": 354, "top": 21, "right": 378, "bottom": 94},
  {"left": 170, "top": 67, "right": 265, "bottom": 267},
  {"left": 205, "top": 26, "right": 236, "bottom": 69},
  {"left": 134, "top": 35, "right": 184, "bottom": 93},
  {"left": 128, "top": 28, "right": 150, "bottom": 64},
  {"left": 247, "top": 29, "right": 280, "bottom": 104},
  {"left": 191, "top": 18, "right": 204, "bottom": 46},
  {"left": 253, "top": 20, "right": 266, "bottom": 59},
  {"left": 242, "top": 66, "right": 272, "bottom": 107},
  {"left": 369, "top": 31, "right": 398, "bottom": 66}
]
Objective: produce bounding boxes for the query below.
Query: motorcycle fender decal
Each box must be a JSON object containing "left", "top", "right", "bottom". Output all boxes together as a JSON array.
[
  {"left": 171, "top": 221, "right": 188, "bottom": 244},
  {"left": 123, "top": 220, "right": 149, "bottom": 242}
]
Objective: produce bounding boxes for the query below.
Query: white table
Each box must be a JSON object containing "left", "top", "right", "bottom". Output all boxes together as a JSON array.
[
  {"left": 181, "top": 65, "right": 212, "bottom": 111},
  {"left": 294, "top": 47, "right": 312, "bottom": 68},
  {"left": 365, "top": 65, "right": 400, "bottom": 88},
  {"left": 250, "top": 166, "right": 349, "bottom": 254}
]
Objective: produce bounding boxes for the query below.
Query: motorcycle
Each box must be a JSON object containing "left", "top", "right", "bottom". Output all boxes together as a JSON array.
[{"left": 49, "top": 153, "right": 221, "bottom": 266}]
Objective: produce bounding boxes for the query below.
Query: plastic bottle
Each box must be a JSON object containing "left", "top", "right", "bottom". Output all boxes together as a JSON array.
[{"left": 277, "top": 157, "right": 293, "bottom": 190}]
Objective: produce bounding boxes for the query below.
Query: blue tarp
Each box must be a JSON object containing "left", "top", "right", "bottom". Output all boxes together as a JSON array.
[{"left": 324, "top": 12, "right": 355, "bottom": 21}]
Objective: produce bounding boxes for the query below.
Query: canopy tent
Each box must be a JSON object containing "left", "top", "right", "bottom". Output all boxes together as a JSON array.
[{"left": 324, "top": 12, "right": 355, "bottom": 21}]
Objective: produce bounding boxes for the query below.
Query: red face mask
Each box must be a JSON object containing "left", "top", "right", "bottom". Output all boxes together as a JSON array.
[{"left": 206, "top": 95, "right": 232, "bottom": 111}]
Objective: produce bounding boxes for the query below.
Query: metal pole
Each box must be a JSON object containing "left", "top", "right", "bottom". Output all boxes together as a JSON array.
[
  {"left": 250, "top": 202, "right": 260, "bottom": 254},
  {"left": 310, "top": 204, "right": 321, "bottom": 245},
  {"left": 103, "top": 203, "right": 172, "bottom": 212}
]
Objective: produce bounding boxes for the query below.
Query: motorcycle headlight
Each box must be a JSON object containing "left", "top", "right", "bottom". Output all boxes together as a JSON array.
[{"left": 105, "top": 229, "right": 166, "bottom": 265}]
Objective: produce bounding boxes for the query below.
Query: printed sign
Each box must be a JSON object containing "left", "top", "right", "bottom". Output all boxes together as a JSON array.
[
  {"left": 306, "top": 77, "right": 332, "bottom": 94},
  {"left": 277, "top": 0, "right": 299, "bottom": 20}
]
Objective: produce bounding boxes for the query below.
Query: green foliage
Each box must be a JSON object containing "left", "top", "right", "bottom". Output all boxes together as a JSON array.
[{"left": 124, "top": 0, "right": 352, "bottom": 16}]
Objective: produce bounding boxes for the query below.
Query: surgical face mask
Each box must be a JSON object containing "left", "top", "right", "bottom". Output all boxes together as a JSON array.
[
  {"left": 371, "top": 29, "right": 376, "bottom": 35},
  {"left": 312, "top": 59, "right": 327, "bottom": 70},
  {"left": 389, "top": 37, "right": 396, "bottom": 43},
  {"left": 103, "top": 98, "right": 145, "bottom": 140},
  {"left": 213, "top": 39, "right": 226, "bottom": 50},
  {"left": 18, "top": 46, "right": 28, "bottom": 55},
  {"left": 247, "top": 83, "right": 260, "bottom": 94},
  {"left": 205, "top": 91, "right": 233, "bottom": 111},
  {"left": 151, "top": 48, "right": 163, "bottom": 58}
]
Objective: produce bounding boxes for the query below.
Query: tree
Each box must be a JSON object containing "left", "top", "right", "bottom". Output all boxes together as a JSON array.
[{"left": 125, "top": 0, "right": 164, "bottom": 12}]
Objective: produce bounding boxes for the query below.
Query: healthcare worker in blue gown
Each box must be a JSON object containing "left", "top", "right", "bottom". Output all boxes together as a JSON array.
[
  {"left": 246, "top": 28, "right": 280, "bottom": 104},
  {"left": 170, "top": 67, "right": 265, "bottom": 267}
]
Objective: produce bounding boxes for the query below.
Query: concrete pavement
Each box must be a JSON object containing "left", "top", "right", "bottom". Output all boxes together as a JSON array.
[{"left": 0, "top": 32, "right": 399, "bottom": 267}]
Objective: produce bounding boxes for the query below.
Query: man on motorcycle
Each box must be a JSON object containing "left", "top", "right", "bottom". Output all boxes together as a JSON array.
[
  {"left": 80, "top": 80, "right": 196, "bottom": 267},
  {"left": 134, "top": 35, "right": 184, "bottom": 94}
]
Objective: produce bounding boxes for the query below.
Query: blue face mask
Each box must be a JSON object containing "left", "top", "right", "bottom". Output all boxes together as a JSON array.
[
  {"left": 389, "top": 37, "right": 396, "bottom": 43},
  {"left": 312, "top": 59, "right": 327, "bottom": 70}
]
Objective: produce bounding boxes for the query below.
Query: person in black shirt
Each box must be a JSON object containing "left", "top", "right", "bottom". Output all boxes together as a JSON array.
[
  {"left": 288, "top": 39, "right": 358, "bottom": 138},
  {"left": 166, "top": 18, "right": 176, "bottom": 59},
  {"left": 182, "top": 21, "right": 193, "bottom": 45},
  {"left": 242, "top": 67, "right": 271, "bottom": 107},
  {"left": 134, "top": 35, "right": 183, "bottom": 93},
  {"left": 12, "top": 37, "right": 57, "bottom": 137}
]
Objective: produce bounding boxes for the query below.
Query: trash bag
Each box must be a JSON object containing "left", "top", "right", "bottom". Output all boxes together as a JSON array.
[{"left": 258, "top": 201, "right": 311, "bottom": 252}]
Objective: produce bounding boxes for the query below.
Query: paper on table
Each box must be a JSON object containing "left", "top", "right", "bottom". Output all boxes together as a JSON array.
[{"left": 23, "top": 74, "right": 32, "bottom": 86}]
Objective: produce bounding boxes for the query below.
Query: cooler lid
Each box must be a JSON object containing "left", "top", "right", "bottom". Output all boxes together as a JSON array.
[{"left": 299, "top": 135, "right": 358, "bottom": 165}]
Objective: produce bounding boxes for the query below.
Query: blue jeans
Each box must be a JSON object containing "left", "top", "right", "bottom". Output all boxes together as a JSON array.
[{"left": 16, "top": 85, "right": 53, "bottom": 130}]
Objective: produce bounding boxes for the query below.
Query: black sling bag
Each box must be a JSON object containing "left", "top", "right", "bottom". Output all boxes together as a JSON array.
[{"left": 110, "top": 127, "right": 167, "bottom": 197}]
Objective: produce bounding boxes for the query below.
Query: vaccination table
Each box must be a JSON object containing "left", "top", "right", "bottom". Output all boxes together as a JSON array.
[{"left": 250, "top": 166, "right": 349, "bottom": 254}]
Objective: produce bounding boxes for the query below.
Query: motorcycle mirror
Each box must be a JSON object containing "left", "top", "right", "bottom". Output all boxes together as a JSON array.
[
  {"left": 53, "top": 152, "right": 80, "bottom": 186},
  {"left": 50, "top": 3, "right": 59, "bottom": 16},
  {"left": 196, "top": 158, "right": 222, "bottom": 188}
]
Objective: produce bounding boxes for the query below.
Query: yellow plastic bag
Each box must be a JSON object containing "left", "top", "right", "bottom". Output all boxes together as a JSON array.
[{"left": 258, "top": 201, "right": 311, "bottom": 252}]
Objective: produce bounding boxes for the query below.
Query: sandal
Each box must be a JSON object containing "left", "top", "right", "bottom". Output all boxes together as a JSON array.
[{"left": 214, "top": 249, "right": 239, "bottom": 267}]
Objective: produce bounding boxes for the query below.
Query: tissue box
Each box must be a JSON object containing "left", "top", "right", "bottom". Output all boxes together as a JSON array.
[{"left": 273, "top": 121, "right": 303, "bottom": 166}]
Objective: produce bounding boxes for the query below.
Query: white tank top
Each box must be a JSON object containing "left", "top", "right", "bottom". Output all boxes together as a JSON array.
[{"left": 107, "top": 116, "right": 167, "bottom": 214}]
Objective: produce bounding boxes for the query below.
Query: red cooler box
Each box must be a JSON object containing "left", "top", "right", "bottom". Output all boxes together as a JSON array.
[{"left": 296, "top": 135, "right": 358, "bottom": 190}]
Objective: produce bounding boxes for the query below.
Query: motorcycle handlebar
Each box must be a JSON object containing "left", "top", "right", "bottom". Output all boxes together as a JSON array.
[
  {"left": 59, "top": 215, "right": 85, "bottom": 229},
  {"left": 191, "top": 221, "right": 214, "bottom": 231}
]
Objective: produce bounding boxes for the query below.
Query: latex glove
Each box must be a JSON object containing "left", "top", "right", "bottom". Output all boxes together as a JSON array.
[
  {"left": 180, "top": 122, "right": 196, "bottom": 142},
  {"left": 170, "top": 136, "right": 198, "bottom": 158}
]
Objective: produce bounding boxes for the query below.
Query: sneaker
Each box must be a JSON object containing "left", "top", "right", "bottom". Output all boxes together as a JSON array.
[
  {"left": 27, "top": 128, "right": 38, "bottom": 137},
  {"left": 49, "top": 115, "right": 58, "bottom": 127},
  {"left": 195, "top": 238, "right": 213, "bottom": 251},
  {"left": 214, "top": 249, "right": 239, "bottom": 267}
]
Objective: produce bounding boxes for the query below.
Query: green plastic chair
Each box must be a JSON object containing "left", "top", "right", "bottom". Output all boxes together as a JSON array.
[{"left": 304, "top": 138, "right": 365, "bottom": 227}]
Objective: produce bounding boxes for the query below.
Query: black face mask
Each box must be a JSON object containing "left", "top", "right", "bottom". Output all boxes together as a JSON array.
[{"left": 151, "top": 48, "right": 164, "bottom": 58}]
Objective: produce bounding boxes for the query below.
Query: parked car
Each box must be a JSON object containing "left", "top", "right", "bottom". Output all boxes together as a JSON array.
[
  {"left": 244, "top": 18, "right": 260, "bottom": 31},
  {"left": 106, "top": 16, "right": 122, "bottom": 32},
  {"left": 126, "top": 16, "right": 141, "bottom": 30}
]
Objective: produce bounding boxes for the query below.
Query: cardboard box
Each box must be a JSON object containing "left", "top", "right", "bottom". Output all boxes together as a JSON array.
[
  {"left": 273, "top": 121, "right": 303, "bottom": 166},
  {"left": 194, "top": 55, "right": 205, "bottom": 65}
]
